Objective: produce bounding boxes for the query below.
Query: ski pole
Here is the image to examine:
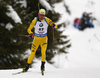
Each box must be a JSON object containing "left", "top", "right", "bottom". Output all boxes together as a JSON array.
[
  {"left": 52, "top": 27, "right": 55, "bottom": 41},
  {"left": 19, "top": 34, "right": 34, "bottom": 38}
]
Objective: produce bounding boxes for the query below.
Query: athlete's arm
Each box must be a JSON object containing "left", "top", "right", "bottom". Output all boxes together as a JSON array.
[
  {"left": 45, "top": 17, "right": 57, "bottom": 28},
  {"left": 27, "top": 17, "right": 37, "bottom": 34}
]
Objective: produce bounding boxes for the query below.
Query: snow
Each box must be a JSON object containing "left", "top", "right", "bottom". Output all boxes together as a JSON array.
[
  {"left": 1, "top": 0, "right": 100, "bottom": 78},
  {"left": 53, "top": 2, "right": 70, "bottom": 24},
  {"left": 61, "top": 0, "right": 100, "bottom": 69},
  {"left": 6, "top": 5, "right": 22, "bottom": 24},
  {"left": 5, "top": 5, "right": 22, "bottom": 30},
  {"left": 6, "top": 23, "right": 13, "bottom": 30},
  {"left": 39, "top": 0, "right": 53, "bottom": 11},
  {"left": 0, "top": 68, "right": 100, "bottom": 78},
  {"left": 19, "top": 0, "right": 27, "bottom": 8},
  {"left": 64, "top": 26, "right": 100, "bottom": 68}
]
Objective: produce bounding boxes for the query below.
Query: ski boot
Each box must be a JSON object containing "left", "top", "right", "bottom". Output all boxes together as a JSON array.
[
  {"left": 22, "top": 63, "right": 30, "bottom": 72},
  {"left": 41, "top": 61, "right": 45, "bottom": 75}
]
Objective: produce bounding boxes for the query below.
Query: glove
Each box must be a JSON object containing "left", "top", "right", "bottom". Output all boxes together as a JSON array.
[
  {"left": 50, "top": 22, "right": 57, "bottom": 28},
  {"left": 29, "top": 34, "right": 34, "bottom": 38},
  {"left": 52, "top": 24, "right": 55, "bottom": 27}
]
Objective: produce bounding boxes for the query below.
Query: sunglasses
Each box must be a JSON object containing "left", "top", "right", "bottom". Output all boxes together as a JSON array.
[{"left": 39, "top": 14, "right": 45, "bottom": 16}]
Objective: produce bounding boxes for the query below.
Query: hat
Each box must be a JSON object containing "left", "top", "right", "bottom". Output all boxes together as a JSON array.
[{"left": 39, "top": 9, "right": 46, "bottom": 15}]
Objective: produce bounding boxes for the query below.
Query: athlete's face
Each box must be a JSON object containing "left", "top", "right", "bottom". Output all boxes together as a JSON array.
[{"left": 39, "top": 14, "right": 45, "bottom": 21}]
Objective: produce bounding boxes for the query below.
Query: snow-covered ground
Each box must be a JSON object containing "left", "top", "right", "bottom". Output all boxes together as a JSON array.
[
  {"left": 53, "top": 0, "right": 100, "bottom": 69},
  {"left": 0, "top": 67, "right": 100, "bottom": 78},
  {"left": 1, "top": 0, "right": 100, "bottom": 78}
]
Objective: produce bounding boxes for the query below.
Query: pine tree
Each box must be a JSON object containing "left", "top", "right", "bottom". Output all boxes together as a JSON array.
[{"left": 0, "top": 0, "right": 32, "bottom": 69}]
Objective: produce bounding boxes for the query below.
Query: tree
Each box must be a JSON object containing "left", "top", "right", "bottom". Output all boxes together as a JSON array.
[{"left": 0, "top": 0, "right": 32, "bottom": 69}]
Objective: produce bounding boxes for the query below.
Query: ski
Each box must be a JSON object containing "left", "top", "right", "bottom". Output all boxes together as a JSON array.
[
  {"left": 13, "top": 70, "right": 44, "bottom": 75},
  {"left": 12, "top": 71, "right": 25, "bottom": 75}
]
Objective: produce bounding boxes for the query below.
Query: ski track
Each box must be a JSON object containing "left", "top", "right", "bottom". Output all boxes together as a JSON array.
[{"left": 0, "top": 68, "right": 100, "bottom": 78}]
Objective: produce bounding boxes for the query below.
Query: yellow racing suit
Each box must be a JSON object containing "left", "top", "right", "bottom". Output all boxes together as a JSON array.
[{"left": 27, "top": 17, "right": 57, "bottom": 64}]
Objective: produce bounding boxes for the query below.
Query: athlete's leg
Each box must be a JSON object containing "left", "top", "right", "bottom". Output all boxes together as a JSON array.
[
  {"left": 27, "top": 37, "right": 40, "bottom": 64},
  {"left": 40, "top": 38, "right": 47, "bottom": 62},
  {"left": 23, "top": 37, "right": 40, "bottom": 72},
  {"left": 40, "top": 37, "right": 47, "bottom": 71}
]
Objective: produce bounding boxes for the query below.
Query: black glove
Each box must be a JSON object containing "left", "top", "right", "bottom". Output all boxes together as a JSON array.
[
  {"left": 52, "top": 24, "right": 55, "bottom": 27},
  {"left": 28, "top": 34, "right": 34, "bottom": 38}
]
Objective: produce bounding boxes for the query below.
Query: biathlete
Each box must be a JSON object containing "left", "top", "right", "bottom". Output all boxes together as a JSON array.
[{"left": 23, "top": 9, "right": 57, "bottom": 72}]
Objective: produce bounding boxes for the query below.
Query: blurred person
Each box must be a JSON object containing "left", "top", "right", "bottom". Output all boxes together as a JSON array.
[
  {"left": 73, "top": 18, "right": 82, "bottom": 29},
  {"left": 80, "top": 12, "right": 94, "bottom": 30}
]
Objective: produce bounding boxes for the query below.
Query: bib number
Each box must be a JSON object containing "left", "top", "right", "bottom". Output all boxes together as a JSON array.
[{"left": 38, "top": 28, "right": 44, "bottom": 34}]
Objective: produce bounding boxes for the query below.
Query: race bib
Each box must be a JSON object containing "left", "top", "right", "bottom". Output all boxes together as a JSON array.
[{"left": 34, "top": 20, "right": 48, "bottom": 37}]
